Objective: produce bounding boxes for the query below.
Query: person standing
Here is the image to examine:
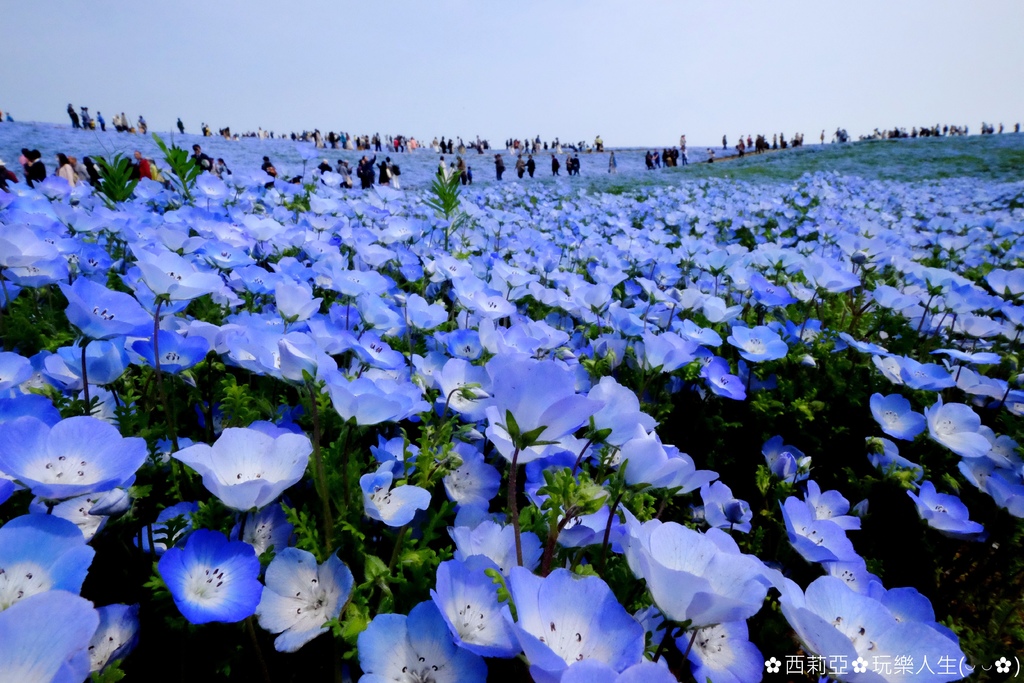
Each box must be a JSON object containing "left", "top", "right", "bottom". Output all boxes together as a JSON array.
[
  {"left": 551, "top": 154, "right": 560, "bottom": 176},
  {"left": 97, "top": 112, "right": 106, "bottom": 131},
  {"left": 515, "top": 155, "right": 525, "bottom": 179},
  {"left": 67, "top": 103, "right": 80, "bottom": 129},
  {"left": 56, "top": 153, "right": 78, "bottom": 186},
  {"left": 378, "top": 157, "right": 391, "bottom": 186},
  {"left": 134, "top": 150, "right": 152, "bottom": 180},
  {"left": 25, "top": 149, "right": 46, "bottom": 187},
  {"left": 494, "top": 154, "right": 505, "bottom": 180},
  {"left": 177, "top": 118, "right": 185, "bottom": 134},
  {"left": 526, "top": 155, "right": 536, "bottom": 178},
  {"left": 608, "top": 151, "right": 617, "bottom": 174},
  {"left": 722, "top": 134, "right": 727, "bottom": 150}
]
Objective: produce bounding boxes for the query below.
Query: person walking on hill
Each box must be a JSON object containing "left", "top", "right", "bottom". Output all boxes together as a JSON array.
[
  {"left": 722, "top": 134, "right": 727, "bottom": 150},
  {"left": 551, "top": 154, "right": 560, "bottom": 176},
  {"left": 494, "top": 154, "right": 505, "bottom": 180},
  {"left": 67, "top": 104, "right": 80, "bottom": 129},
  {"left": 515, "top": 155, "right": 526, "bottom": 179},
  {"left": 177, "top": 118, "right": 185, "bottom": 134},
  {"left": 526, "top": 155, "right": 536, "bottom": 178},
  {"left": 608, "top": 151, "right": 617, "bottom": 174}
]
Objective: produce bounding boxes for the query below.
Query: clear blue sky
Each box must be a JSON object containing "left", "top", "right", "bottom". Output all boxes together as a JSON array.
[{"left": 4, "top": 0, "right": 1022, "bottom": 146}]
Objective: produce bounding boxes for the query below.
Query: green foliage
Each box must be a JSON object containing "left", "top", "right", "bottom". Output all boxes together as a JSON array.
[
  {"left": 94, "top": 154, "right": 140, "bottom": 207},
  {"left": 423, "top": 169, "right": 470, "bottom": 250},
  {"left": 152, "top": 133, "right": 202, "bottom": 202},
  {"left": 91, "top": 660, "right": 128, "bottom": 682}
]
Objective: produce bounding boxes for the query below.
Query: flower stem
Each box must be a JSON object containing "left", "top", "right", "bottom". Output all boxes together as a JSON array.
[
  {"left": 508, "top": 447, "right": 523, "bottom": 566},
  {"left": 308, "top": 381, "right": 335, "bottom": 552},
  {"left": 80, "top": 341, "right": 91, "bottom": 410},
  {"left": 598, "top": 491, "right": 625, "bottom": 572},
  {"left": 244, "top": 615, "right": 272, "bottom": 683},
  {"left": 152, "top": 299, "right": 179, "bottom": 452}
]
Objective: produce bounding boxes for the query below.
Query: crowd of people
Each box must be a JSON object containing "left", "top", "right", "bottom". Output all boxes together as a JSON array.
[
  {"left": 2, "top": 105, "right": 1022, "bottom": 194},
  {"left": 66, "top": 103, "right": 147, "bottom": 134}
]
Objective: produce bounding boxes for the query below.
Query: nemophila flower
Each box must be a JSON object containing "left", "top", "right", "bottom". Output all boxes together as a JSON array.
[
  {"left": 749, "top": 272, "right": 797, "bottom": 307},
  {"left": 618, "top": 430, "right": 716, "bottom": 492},
  {"left": 484, "top": 355, "right": 603, "bottom": 464},
  {"left": 507, "top": 567, "right": 645, "bottom": 683},
  {"left": 158, "top": 529, "right": 262, "bottom": 624},
  {"left": 325, "top": 373, "right": 428, "bottom": 426},
  {"left": 897, "top": 356, "right": 955, "bottom": 391},
  {"left": 625, "top": 520, "right": 775, "bottom": 628},
  {"left": 0, "top": 590, "right": 99, "bottom": 683},
  {"left": 230, "top": 503, "right": 294, "bottom": 558},
  {"left": 924, "top": 397, "right": 990, "bottom": 459},
  {"left": 869, "top": 393, "right": 926, "bottom": 441},
  {"left": 702, "top": 356, "right": 746, "bottom": 401},
  {"left": 256, "top": 548, "right": 354, "bottom": 652},
  {"left": 639, "top": 331, "right": 703, "bottom": 373},
  {"left": 358, "top": 599, "right": 487, "bottom": 683},
  {"left": 133, "top": 248, "right": 224, "bottom": 301},
  {"left": 431, "top": 556, "right": 520, "bottom": 658},
  {"left": 727, "top": 325, "right": 788, "bottom": 362},
  {"left": 780, "top": 576, "right": 964, "bottom": 683},
  {"left": 0, "top": 394, "right": 62, "bottom": 426},
  {"left": 0, "top": 514, "right": 95, "bottom": 611},
  {"left": 52, "top": 339, "right": 130, "bottom": 388},
  {"left": 559, "top": 660, "right": 678, "bottom": 683},
  {"left": 702, "top": 296, "right": 743, "bottom": 324},
  {"left": 361, "top": 464, "right": 431, "bottom": 527},
  {"left": 444, "top": 328, "right": 483, "bottom": 360},
  {"left": 406, "top": 292, "right": 448, "bottom": 330},
  {"left": 131, "top": 330, "right": 210, "bottom": 374},
  {"left": 781, "top": 496, "right": 858, "bottom": 564},
  {"left": 803, "top": 480, "right": 861, "bottom": 530},
  {"left": 700, "top": 481, "right": 753, "bottom": 533},
  {"left": 274, "top": 281, "right": 322, "bottom": 324},
  {"left": 443, "top": 444, "right": 501, "bottom": 508},
  {"left": 762, "top": 435, "right": 810, "bottom": 483},
  {"left": 434, "top": 358, "right": 491, "bottom": 422},
  {"left": 59, "top": 277, "right": 150, "bottom": 340},
  {"left": 28, "top": 491, "right": 113, "bottom": 541},
  {"left": 907, "top": 481, "right": 986, "bottom": 540},
  {"left": 931, "top": 348, "right": 1002, "bottom": 366},
  {"left": 88, "top": 603, "right": 140, "bottom": 674},
  {"left": 684, "top": 620, "right": 764, "bottom": 683},
  {"left": 0, "top": 351, "right": 32, "bottom": 392},
  {"left": 866, "top": 437, "right": 923, "bottom": 481},
  {"left": 173, "top": 427, "right": 311, "bottom": 511},
  {"left": 587, "top": 376, "right": 657, "bottom": 446},
  {"left": 0, "top": 416, "right": 146, "bottom": 500},
  {"left": 352, "top": 332, "right": 406, "bottom": 370},
  {"left": 451, "top": 520, "right": 542, "bottom": 574}
]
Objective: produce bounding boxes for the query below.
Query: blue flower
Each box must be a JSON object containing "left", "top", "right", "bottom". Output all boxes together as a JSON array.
[
  {"left": 0, "top": 590, "right": 99, "bottom": 683},
  {"left": 256, "top": 548, "right": 354, "bottom": 652},
  {"left": 924, "top": 397, "right": 990, "bottom": 459},
  {"left": 762, "top": 435, "right": 810, "bottom": 483},
  {"left": 88, "top": 603, "right": 140, "bottom": 674},
  {"left": 443, "top": 444, "right": 501, "bottom": 508},
  {"left": 0, "top": 514, "right": 95, "bottom": 610},
  {"left": 685, "top": 621, "right": 765, "bottom": 683},
  {"left": 506, "top": 567, "right": 645, "bottom": 683},
  {"left": 0, "top": 416, "right": 147, "bottom": 500},
  {"left": 625, "top": 520, "right": 776, "bottom": 628},
  {"left": 701, "top": 356, "right": 747, "bottom": 401},
  {"left": 131, "top": 330, "right": 210, "bottom": 374},
  {"left": 431, "top": 556, "right": 520, "bottom": 658},
  {"left": 59, "top": 277, "right": 151, "bottom": 340},
  {"left": 559, "top": 660, "right": 679, "bottom": 683},
  {"left": 700, "top": 481, "right": 753, "bottom": 533},
  {"left": 360, "top": 464, "right": 431, "bottom": 527},
  {"left": 451, "top": 519, "right": 542, "bottom": 574},
  {"left": 484, "top": 355, "right": 603, "bottom": 463},
  {"left": 727, "top": 325, "right": 789, "bottom": 362},
  {"left": 173, "top": 427, "right": 312, "bottom": 511},
  {"left": 358, "top": 600, "right": 487, "bottom": 683},
  {"left": 780, "top": 576, "right": 964, "bottom": 683},
  {"left": 158, "top": 529, "right": 262, "bottom": 624},
  {"left": 907, "top": 481, "right": 986, "bottom": 540},
  {"left": 0, "top": 351, "right": 32, "bottom": 392},
  {"left": 231, "top": 503, "right": 294, "bottom": 558},
  {"left": 749, "top": 272, "right": 797, "bottom": 307},
  {"left": 781, "top": 496, "right": 859, "bottom": 564},
  {"left": 870, "top": 393, "right": 926, "bottom": 440}
]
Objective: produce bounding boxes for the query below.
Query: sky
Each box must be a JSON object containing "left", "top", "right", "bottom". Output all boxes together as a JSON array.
[{"left": 3, "top": 0, "right": 1023, "bottom": 147}]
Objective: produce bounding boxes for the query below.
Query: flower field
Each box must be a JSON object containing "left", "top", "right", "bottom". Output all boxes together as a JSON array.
[{"left": 1, "top": 124, "right": 1023, "bottom": 682}]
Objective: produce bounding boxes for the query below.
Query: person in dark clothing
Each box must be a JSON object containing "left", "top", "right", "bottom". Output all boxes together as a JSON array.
[
  {"left": 515, "top": 155, "right": 525, "bottom": 179},
  {"left": 571, "top": 154, "right": 580, "bottom": 176},
  {"left": 83, "top": 157, "right": 101, "bottom": 187},
  {"left": 0, "top": 159, "right": 17, "bottom": 192},
  {"left": 494, "top": 154, "right": 505, "bottom": 180},
  {"left": 67, "top": 104, "right": 80, "bottom": 129},
  {"left": 357, "top": 155, "right": 376, "bottom": 189},
  {"left": 378, "top": 158, "right": 391, "bottom": 185},
  {"left": 25, "top": 149, "right": 47, "bottom": 187},
  {"left": 551, "top": 154, "right": 560, "bottom": 175},
  {"left": 177, "top": 118, "right": 185, "bottom": 134},
  {"left": 191, "top": 145, "right": 212, "bottom": 171},
  {"left": 317, "top": 158, "right": 332, "bottom": 174},
  {"left": 447, "top": 139, "right": 454, "bottom": 154},
  {"left": 526, "top": 155, "right": 536, "bottom": 178}
]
